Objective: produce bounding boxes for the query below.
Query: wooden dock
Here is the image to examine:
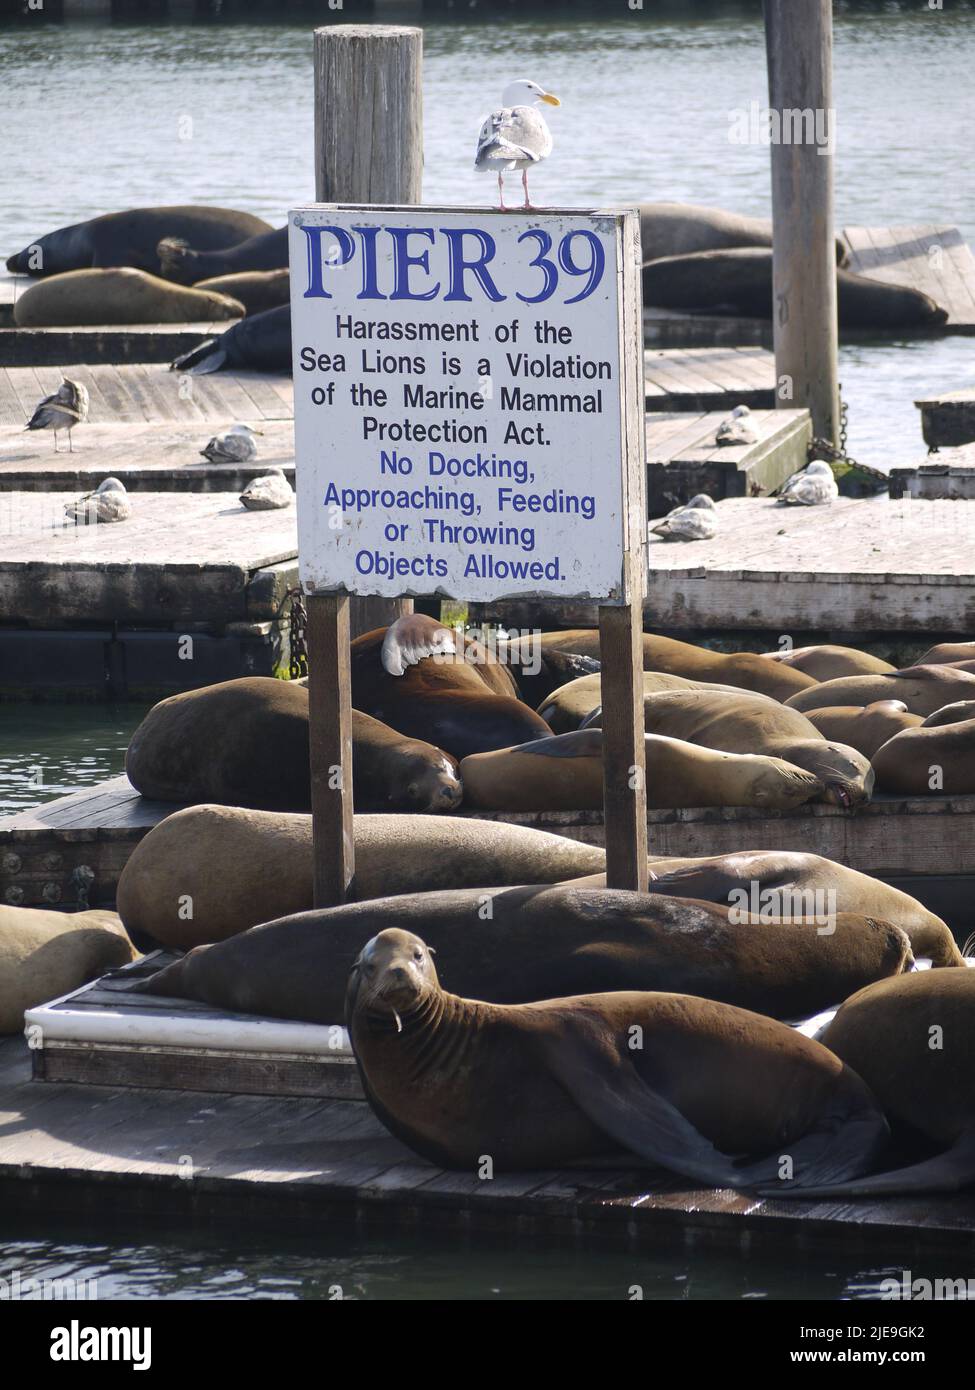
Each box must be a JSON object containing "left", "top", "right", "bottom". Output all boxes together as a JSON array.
[
  {"left": 646, "top": 408, "right": 810, "bottom": 515},
  {"left": 2, "top": 1029, "right": 973, "bottom": 1253},
  {"left": 4, "top": 774, "right": 974, "bottom": 929},
  {"left": 914, "top": 389, "right": 975, "bottom": 452},
  {"left": 644, "top": 347, "right": 775, "bottom": 412},
  {"left": 890, "top": 451, "right": 975, "bottom": 501}
]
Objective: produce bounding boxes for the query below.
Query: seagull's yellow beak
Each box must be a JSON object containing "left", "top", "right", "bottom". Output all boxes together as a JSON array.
[{"left": 540, "top": 92, "right": 561, "bottom": 106}]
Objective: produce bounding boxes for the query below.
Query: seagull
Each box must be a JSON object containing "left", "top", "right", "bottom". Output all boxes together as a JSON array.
[
  {"left": 651, "top": 494, "right": 718, "bottom": 542},
  {"left": 201, "top": 423, "right": 263, "bottom": 463},
  {"left": 475, "top": 79, "right": 561, "bottom": 211},
  {"left": 64, "top": 477, "right": 131, "bottom": 525},
  {"left": 239, "top": 469, "right": 293, "bottom": 511},
  {"left": 25, "top": 378, "right": 89, "bottom": 452},
  {"left": 715, "top": 404, "right": 757, "bottom": 447},
  {"left": 777, "top": 459, "right": 839, "bottom": 507}
]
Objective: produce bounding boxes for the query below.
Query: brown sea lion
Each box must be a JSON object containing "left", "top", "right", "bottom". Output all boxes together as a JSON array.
[
  {"left": 13, "top": 268, "right": 244, "bottom": 327},
  {"left": 0, "top": 906, "right": 136, "bottom": 1034},
  {"left": 786, "top": 665, "right": 975, "bottom": 718},
  {"left": 345, "top": 927, "right": 888, "bottom": 1185},
  {"left": 785, "top": 970, "right": 975, "bottom": 1195},
  {"left": 636, "top": 201, "right": 849, "bottom": 265},
  {"left": 537, "top": 670, "right": 776, "bottom": 735},
  {"left": 7, "top": 205, "right": 271, "bottom": 277},
  {"left": 872, "top": 714, "right": 975, "bottom": 796},
  {"left": 193, "top": 268, "right": 290, "bottom": 316},
  {"left": 158, "top": 224, "right": 288, "bottom": 284},
  {"left": 133, "top": 885, "right": 911, "bottom": 1028},
  {"left": 125, "top": 677, "right": 461, "bottom": 815},
  {"left": 920, "top": 700, "right": 975, "bottom": 728},
  {"left": 115, "top": 807, "right": 607, "bottom": 948},
  {"left": 916, "top": 641, "right": 975, "bottom": 666},
  {"left": 460, "top": 730, "right": 822, "bottom": 812},
  {"left": 506, "top": 630, "right": 814, "bottom": 702},
  {"left": 760, "top": 644, "right": 896, "bottom": 681},
  {"left": 588, "top": 690, "right": 874, "bottom": 807},
  {"left": 805, "top": 702, "right": 924, "bottom": 759}
]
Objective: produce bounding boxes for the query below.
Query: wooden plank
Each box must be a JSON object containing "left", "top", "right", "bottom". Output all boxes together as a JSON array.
[
  {"left": 599, "top": 588, "right": 649, "bottom": 891},
  {"left": 308, "top": 594, "right": 355, "bottom": 906}
]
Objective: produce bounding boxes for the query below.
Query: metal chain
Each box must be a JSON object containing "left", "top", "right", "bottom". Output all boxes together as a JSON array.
[
  {"left": 808, "top": 383, "right": 858, "bottom": 467},
  {"left": 286, "top": 586, "right": 308, "bottom": 680}
]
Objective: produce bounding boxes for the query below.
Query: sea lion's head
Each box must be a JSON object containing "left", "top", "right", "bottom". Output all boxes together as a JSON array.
[
  {"left": 348, "top": 929, "right": 439, "bottom": 1025},
  {"left": 387, "top": 747, "right": 463, "bottom": 813},
  {"left": 786, "top": 739, "right": 874, "bottom": 808}
]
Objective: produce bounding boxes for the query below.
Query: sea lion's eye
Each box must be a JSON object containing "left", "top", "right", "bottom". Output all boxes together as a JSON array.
[{"left": 413, "top": 948, "right": 424, "bottom": 962}]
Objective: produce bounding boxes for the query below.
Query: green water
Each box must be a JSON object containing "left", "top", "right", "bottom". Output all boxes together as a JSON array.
[{"left": 0, "top": 704, "right": 148, "bottom": 812}]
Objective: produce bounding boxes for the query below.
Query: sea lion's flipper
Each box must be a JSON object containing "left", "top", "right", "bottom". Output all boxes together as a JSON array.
[
  {"left": 170, "top": 339, "right": 226, "bottom": 374},
  {"left": 760, "top": 1128, "right": 975, "bottom": 1198},
  {"left": 732, "top": 1104, "right": 889, "bottom": 1190},
  {"left": 539, "top": 1028, "right": 742, "bottom": 1187},
  {"left": 381, "top": 614, "right": 456, "bottom": 676}
]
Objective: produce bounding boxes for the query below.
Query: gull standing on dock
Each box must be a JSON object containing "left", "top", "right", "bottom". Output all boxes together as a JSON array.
[
  {"left": 650, "top": 494, "right": 718, "bottom": 542},
  {"left": 200, "top": 423, "right": 263, "bottom": 463},
  {"left": 64, "top": 477, "right": 131, "bottom": 525},
  {"left": 25, "top": 378, "right": 89, "bottom": 453},
  {"left": 777, "top": 460, "right": 839, "bottom": 506},
  {"left": 475, "top": 79, "right": 561, "bottom": 210}
]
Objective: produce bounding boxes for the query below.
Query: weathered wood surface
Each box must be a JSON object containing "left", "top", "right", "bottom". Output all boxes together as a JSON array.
[
  {"left": 0, "top": 323, "right": 243, "bottom": 369},
  {"left": 644, "top": 347, "right": 775, "bottom": 411},
  {"left": 915, "top": 389, "right": 975, "bottom": 451},
  {"left": 844, "top": 226, "right": 975, "bottom": 333},
  {"left": 890, "top": 452, "right": 975, "bottom": 501},
  {"left": 0, "top": 491, "right": 298, "bottom": 626},
  {"left": 0, "top": 364, "right": 293, "bottom": 428},
  {"left": 646, "top": 408, "right": 810, "bottom": 515},
  {"left": 2, "top": 1034, "right": 973, "bottom": 1250}
]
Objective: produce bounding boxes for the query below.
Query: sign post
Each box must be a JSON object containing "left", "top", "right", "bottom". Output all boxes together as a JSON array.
[{"left": 290, "top": 205, "right": 648, "bottom": 899}]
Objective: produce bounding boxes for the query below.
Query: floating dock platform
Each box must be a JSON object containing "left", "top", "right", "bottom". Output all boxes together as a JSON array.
[{"left": 646, "top": 408, "right": 809, "bottom": 515}]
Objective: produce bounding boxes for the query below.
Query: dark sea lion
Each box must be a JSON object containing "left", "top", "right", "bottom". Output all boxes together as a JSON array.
[
  {"left": 193, "top": 269, "right": 290, "bottom": 317},
  {"left": 805, "top": 701, "right": 924, "bottom": 759},
  {"left": 916, "top": 641, "right": 975, "bottom": 666},
  {"left": 637, "top": 201, "right": 849, "bottom": 266},
  {"left": 503, "top": 644, "right": 602, "bottom": 705},
  {"left": 786, "top": 664, "right": 975, "bottom": 718},
  {"left": 788, "top": 970, "right": 975, "bottom": 1196},
  {"left": 116, "top": 808, "right": 607, "bottom": 948},
  {"left": 537, "top": 670, "right": 776, "bottom": 735},
  {"left": 872, "top": 714, "right": 975, "bottom": 796},
  {"left": 170, "top": 303, "right": 292, "bottom": 374},
  {"left": 125, "top": 677, "right": 460, "bottom": 815},
  {"left": 508, "top": 630, "right": 815, "bottom": 702},
  {"left": 0, "top": 905, "right": 136, "bottom": 1034},
  {"left": 13, "top": 268, "right": 244, "bottom": 327},
  {"left": 760, "top": 644, "right": 895, "bottom": 681},
  {"left": 158, "top": 224, "right": 288, "bottom": 284},
  {"left": 589, "top": 689, "right": 874, "bottom": 807},
  {"left": 135, "top": 885, "right": 911, "bottom": 1034},
  {"left": 6, "top": 205, "right": 270, "bottom": 277},
  {"left": 460, "top": 729, "right": 822, "bottom": 812},
  {"left": 344, "top": 927, "right": 888, "bottom": 1184},
  {"left": 641, "top": 247, "right": 948, "bottom": 328}
]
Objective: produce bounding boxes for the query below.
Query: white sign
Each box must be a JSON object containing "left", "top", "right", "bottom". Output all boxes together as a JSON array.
[{"left": 289, "top": 206, "right": 641, "bottom": 603}]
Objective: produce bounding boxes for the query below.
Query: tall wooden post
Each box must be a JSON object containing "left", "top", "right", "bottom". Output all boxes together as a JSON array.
[
  {"left": 306, "top": 25, "right": 422, "bottom": 905},
  {"left": 763, "top": 0, "right": 840, "bottom": 447}
]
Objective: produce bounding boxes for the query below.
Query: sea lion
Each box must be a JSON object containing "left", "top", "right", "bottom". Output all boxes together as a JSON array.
[
  {"left": 345, "top": 927, "right": 888, "bottom": 1185},
  {"left": 786, "top": 664, "right": 975, "bottom": 718},
  {"left": 788, "top": 971, "right": 975, "bottom": 1195},
  {"left": 0, "top": 906, "right": 136, "bottom": 1034},
  {"left": 641, "top": 247, "right": 948, "bottom": 328},
  {"left": 351, "top": 620, "right": 550, "bottom": 760},
  {"left": 115, "top": 806, "right": 607, "bottom": 948},
  {"left": 920, "top": 700, "right": 975, "bottom": 728},
  {"left": 460, "top": 730, "right": 822, "bottom": 812},
  {"left": 158, "top": 224, "right": 288, "bottom": 284},
  {"left": 804, "top": 702, "right": 924, "bottom": 759},
  {"left": 537, "top": 670, "right": 777, "bottom": 735},
  {"left": 125, "top": 677, "right": 461, "bottom": 815},
  {"left": 134, "top": 884, "right": 912, "bottom": 1027},
  {"left": 916, "top": 641, "right": 975, "bottom": 666},
  {"left": 193, "top": 269, "right": 290, "bottom": 317},
  {"left": 872, "top": 714, "right": 975, "bottom": 796},
  {"left": 760, "top": 644, "right": 895, "bottom": 681},
  {"left": 6, "top": 205, "right": 270, "bottom": 277},
  {"left": 170, "top": 303, "right": 291, "bottom": 374},
  {"left": 588, "top": 689, "right": 874, "bottom": 807},
  {"left": 12, "top": 268, "right": 244, "bottom": 327},
  {"left": 507, "top": 630, "right": 815, "bottom": 702},
  {"left": 637, "top": 201, "right": 849, "bottom": 266}
]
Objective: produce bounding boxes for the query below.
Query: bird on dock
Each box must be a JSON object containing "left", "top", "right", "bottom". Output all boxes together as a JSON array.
[
  {"left": 715, "top": 404, "right": 757, "bottom": 447},
  {"left": 650, "top": 493, "right": 718, "bottom": 542},
  {"left": 475, "top": 79, "right": 561, "bottom": 210},
  {"left": 777, "top": 459, "right": 839, "bottom": 507},
  {"left": 25, "top": 378, "right": 89, "bottom": 453},
  {"left": 64, "top": 477, "right": 131, "bottom": 525},
  {"left": 239, "top": 469, "right": 293, "bottom": 511},
  {"left": 201, "top": 423, "right": 263, "bottom": 463}
]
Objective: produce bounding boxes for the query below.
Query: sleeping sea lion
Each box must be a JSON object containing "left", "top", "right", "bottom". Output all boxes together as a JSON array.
[
  {"left": 872, "top": 713, "right": 975, "bottom": 796},
  {"left": 170, "top": 303, "right": 291, "bottom": 374},
  {"left": 804, "top": 702, "right": 923, "bottom": 759},
  {"left": 193, "top": 269, "right": 290, "bottom": 317},
  {"left": 133, "top": 884, "right": 912, "bottom": 1027},
  {"left": 460, "top": 730, "right": 822, "bottom": 811},
  {"left": 537, "top": 670, "right": 777, "bottom": 735},
  {"left": 760, "top": 644, "right": 896, "bottom": 681},
  {"left": 158, "top": 224, "right": 288, "bottom": 284},
  {"left": 0, "top": 906, "right": 136, "bottom": 1034},
  {"left": 636, "top": 201, "right": 849, "bottom": 266},
  {"left": 345, "top": 927, "right": 889, "bottom": 1185},
  {"left": 915, "top": 642, "right": 975, "bottom": 666},
  {"left": 115, "top": 807, "right": 607, "bottom": 948},
  {"left": 786, "top": 664, "right": 975, "bottom": 718},
  {"left": 13, "top": 268, "right": 244, "bottom": 327},
  {"left": 6, "top": 205, "right": 270, "bottom": 277}
]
